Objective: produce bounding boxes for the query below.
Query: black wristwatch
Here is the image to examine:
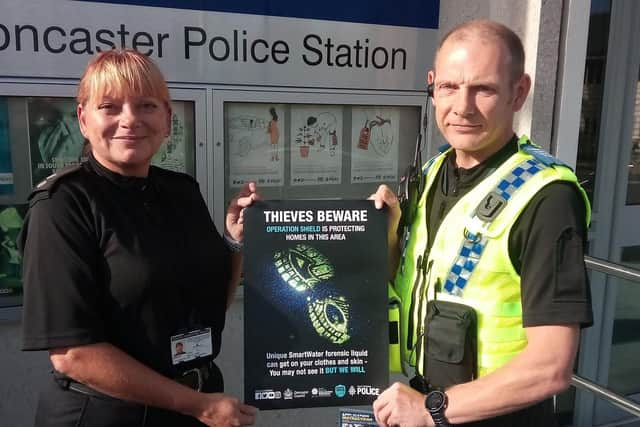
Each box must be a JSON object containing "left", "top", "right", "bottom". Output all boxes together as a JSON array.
[{"left": 425, "top": 390, "right": 451, "bottom": 427}]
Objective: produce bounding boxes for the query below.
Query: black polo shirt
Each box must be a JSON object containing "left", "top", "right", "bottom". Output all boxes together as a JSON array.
[{"left": 20, "top": 154, "right": 230, "bottom": 377}]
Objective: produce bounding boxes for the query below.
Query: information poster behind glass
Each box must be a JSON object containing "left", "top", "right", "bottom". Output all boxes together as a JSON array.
[
  {"left": 226, "top": 103, "right": 285, "bottom": 187},
  {"left": 0, "top": 204, "right": 27, "bottom": 302},
  {"left": 151, "top": 102, "right": 194, "bottom": 174},
  {"left": 0, "top": 99, "right": 15, "bottom": 195},
  {"left": 350, "top": 107, "right": 400, "bottom": 184},
  {"left": 27, "top": 98, "right": 87, "bottom": 187},
  {"left": 290, "top": 105, "right": 343, "bottom": 186}
]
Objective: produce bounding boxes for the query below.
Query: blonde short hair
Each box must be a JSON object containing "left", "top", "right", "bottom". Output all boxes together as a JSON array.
[{"left": 77, "top": 49, "right": 170, "bottom": 106}]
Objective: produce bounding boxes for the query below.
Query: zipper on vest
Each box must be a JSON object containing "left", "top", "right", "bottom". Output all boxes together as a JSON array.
[
  {"left": 406, "top": 255, "right": 422, "bottom": 351},
  {"left": 414, "top": 259, "right": 433, "bottom": 355},
  {"left": 407, "top": 256, "right": 432, "bottom": 352}
]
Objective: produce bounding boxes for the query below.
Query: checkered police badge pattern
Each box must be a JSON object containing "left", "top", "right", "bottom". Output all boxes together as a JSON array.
[{"left": 443, "top": 158, "right": 546, "bottom": 295}]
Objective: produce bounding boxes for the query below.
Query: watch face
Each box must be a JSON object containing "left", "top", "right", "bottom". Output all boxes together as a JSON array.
[{"left": 427, "top": 391, "right": 446, "bottom": 412}]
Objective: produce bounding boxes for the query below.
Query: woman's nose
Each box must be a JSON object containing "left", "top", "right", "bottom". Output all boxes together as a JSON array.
[{"left": 119, "top": 104, "right": 140, "bottom": 127}]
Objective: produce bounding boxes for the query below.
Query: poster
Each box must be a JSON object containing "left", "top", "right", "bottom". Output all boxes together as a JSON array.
[
  {"left": 27, "top": 98, "right": 87, "bottom": 187},
  {"left": 0, "top": 204, "right": 27, "bottom": 299},
  {"left": 0, "top": 99, "right": 15, "bottom": 195},
  {"left": 290, "top": 106, "right": 343, "bottom": 186},
  {"left": 350, "top": 107, "right": 400, "bottom": 184},
  {"left": 227, "top": 103, "right": 285, "bottom": 187},
  {"left": 151, "top": 101, "right": 190, "bottom": 173},
  {"left": 243, "top": 200, "right": 388, "bottom": 410}
]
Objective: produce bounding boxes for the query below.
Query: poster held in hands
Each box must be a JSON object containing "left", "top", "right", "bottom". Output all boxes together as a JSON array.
[{"left": 243, "top": 199, "right": 388, "bottom": 410}]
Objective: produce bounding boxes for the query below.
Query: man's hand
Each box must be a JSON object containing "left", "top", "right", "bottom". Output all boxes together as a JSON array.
[
  {"left": 225, "top": 182, "right": 260, "bottom": 242},
  {"left": 369, "top": 184, "right": 402, "bottom": 280},
  {"left": 369, "top": 184, "right": 402, "bottom": 233},
  {"left": 373, "top": 382, "right": 431, "bottom": 427},
  {"left": 195, "top": 393, "right": 258, "bottom": 427}
]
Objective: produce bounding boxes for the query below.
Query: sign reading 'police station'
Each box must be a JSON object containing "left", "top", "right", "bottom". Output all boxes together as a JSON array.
[{"left": 0, "top": 0, "right": 438, "bottom": 91}]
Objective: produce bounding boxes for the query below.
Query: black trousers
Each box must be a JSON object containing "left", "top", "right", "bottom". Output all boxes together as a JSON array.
[{"left": 34, "top": 364, "right": 224, "bottom": 427}]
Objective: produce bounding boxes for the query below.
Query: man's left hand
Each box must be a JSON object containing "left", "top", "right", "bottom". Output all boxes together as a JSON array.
[{"left": 373, "top": 382, "right": 431, "bottom": 427}]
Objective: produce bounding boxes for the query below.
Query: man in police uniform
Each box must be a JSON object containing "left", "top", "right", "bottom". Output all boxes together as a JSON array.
[{"left": 372, "top": 20, "right": 592, "bottom": 426}]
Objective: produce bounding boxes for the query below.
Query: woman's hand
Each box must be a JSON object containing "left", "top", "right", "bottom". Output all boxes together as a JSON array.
[
  {"left": 195, "top": 393, "right": 258, "bottom": 427},
  {"left": 225, "top": 182, "right": 260, "bottom": 242}
]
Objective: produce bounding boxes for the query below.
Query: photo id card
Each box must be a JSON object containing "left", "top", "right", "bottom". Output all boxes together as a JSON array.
[{"left": 170, "top": 328, "right": 213, "bottom": 365}]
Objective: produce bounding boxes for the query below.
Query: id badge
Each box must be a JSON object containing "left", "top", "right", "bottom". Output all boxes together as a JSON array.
[{"left": 170, "top": 328, "right": 213, "bottom": 366}]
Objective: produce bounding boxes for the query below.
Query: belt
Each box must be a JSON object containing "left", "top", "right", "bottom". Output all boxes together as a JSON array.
[
  {"left": 53, "top": 360, "right": 215, "bottom": 400},
  {"left": 53, "top": 374, "right": 127, "bottom": 403}
]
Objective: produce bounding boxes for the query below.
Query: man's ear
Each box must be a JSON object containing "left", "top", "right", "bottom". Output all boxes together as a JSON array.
[
  {"left": 427, "top": 71, "right": 436, "bottom": 102},
  {"left": 512, "top": 73, "right": 531, "bottom": 112}
]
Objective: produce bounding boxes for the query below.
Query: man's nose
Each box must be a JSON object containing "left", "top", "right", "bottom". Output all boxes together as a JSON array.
[{"left": 453, "top": 88, "right": 475, "bottom": 117}]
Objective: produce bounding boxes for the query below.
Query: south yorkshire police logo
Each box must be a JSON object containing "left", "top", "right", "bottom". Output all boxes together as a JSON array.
[{"left": 335, "top": 384, "right": 346, "bottom": 398}]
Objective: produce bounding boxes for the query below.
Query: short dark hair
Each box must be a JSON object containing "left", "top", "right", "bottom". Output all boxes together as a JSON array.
[{"left": 437, "top": 19, "right": 525, "bottom": 82}]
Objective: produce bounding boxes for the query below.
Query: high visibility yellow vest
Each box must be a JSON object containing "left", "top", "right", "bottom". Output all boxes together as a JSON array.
[{"left": 392, "top": 136, "right": 590, "bottom": 377}]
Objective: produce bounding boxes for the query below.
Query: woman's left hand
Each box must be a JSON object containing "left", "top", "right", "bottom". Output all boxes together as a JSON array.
[{"left": 225, "top": 182, "right": 260, "bottom": 242}]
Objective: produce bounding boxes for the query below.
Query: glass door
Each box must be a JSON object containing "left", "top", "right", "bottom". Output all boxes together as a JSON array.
[{"left": 574, "top": 1, "right": 640, "bottom": 425}]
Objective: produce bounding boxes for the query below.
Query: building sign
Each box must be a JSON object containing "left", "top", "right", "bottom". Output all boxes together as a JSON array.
[{"left": 0, "top": 0, "right": 439, "bottom": 90}]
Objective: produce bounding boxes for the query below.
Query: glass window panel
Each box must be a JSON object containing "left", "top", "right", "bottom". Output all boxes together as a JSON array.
[
  {"left": 625, "top": 66, "right": 640, "bottom": 205},
  {"left": 223, "top": 102, "right": 421, "bottom": 206},
  {"left": 151, "top": 101, "right": 196, "bottom": 176},
  {"left": 0, "top": 98, "right": 15, "bottom": 195},
  {"left": 576, "top": 2, "right": 611, "bottom": 206},
  {"left": 607, "top": 246, "right": 640, "bottom": 396}
]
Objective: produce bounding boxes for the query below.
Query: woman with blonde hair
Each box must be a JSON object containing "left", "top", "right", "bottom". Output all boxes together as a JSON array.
[{"left": 20, "top": 49, "right": 258, "bottom": 427}]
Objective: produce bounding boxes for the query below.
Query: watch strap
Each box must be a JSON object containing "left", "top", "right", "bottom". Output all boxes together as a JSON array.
[{"left": 223, "top": 233, "right": 243, "bottom": 252}]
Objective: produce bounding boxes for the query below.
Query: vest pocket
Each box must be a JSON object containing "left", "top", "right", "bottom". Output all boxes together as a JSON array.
[{"left": 424, "top": 299, "right": 477, "bottom": 389}]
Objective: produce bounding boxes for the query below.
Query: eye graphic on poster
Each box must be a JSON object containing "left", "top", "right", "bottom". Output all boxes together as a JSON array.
[
  {"left": 308, "top": 295, "right": 351, "bottom": 344},
  {"left": 273, "top": 244, "right": 350, "bottom": 344},
  {"left": 274, "top": 244, "right": 334, "bottom": 291}
]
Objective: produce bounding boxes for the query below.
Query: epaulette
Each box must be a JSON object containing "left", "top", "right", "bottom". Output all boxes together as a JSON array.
[
  {"left": 28, "top": 163, "right": 84, "bottom": 206},
  {"left": 520, "top": 142, "right": 568, "bottom": 168}
]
